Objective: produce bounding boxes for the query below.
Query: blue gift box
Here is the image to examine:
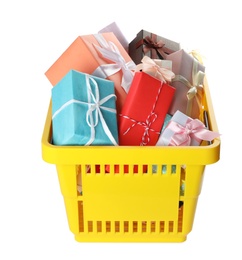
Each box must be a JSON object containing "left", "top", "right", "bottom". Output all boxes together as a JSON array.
[
  {"left": 51, "top": 70, "right": 119, "bottom": 146},
  {"left": 161, "top": 113, "right": 172, "bottom": 132}
]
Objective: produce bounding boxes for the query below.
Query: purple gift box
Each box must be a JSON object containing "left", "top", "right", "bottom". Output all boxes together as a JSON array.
[
  {"left": 166, "top": 49, "right": 205, "bottom": 119},
  {"left": 98, "top": 21, "right": 129, "bottom": 52}
]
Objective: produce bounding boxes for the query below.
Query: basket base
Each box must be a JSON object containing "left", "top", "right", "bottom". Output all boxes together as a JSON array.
[{"left": 74, "top": 233, "right": 187, "bottom": 243}]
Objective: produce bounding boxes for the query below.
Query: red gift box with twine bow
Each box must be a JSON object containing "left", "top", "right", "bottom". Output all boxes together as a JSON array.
[{"left": 119, "top": 71, "right": 176, "bottom": 146}]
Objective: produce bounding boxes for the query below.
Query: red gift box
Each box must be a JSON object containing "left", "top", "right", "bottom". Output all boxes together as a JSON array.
[{"left": 119, "top": 72, "right": 176, "bottom": 146}]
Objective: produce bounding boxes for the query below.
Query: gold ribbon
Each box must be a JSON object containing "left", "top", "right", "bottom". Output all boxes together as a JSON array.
[
  {"left": 172, "top": 59, "right": 205, "bottom": 117},
  {"left": 189, "top": 50, "right": 205, "bottom": 65}
]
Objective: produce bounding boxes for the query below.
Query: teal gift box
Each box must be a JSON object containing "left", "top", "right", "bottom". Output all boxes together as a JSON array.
[{"left": 51, "top": 70, "right": 119, "bottom": 146}]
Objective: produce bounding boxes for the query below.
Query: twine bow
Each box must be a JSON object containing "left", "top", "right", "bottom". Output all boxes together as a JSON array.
[
  {"left": 172, "top": 58, "right": 205, "bottom": 117},
  {"left": 121, "top": 112, "right": 160, "bottom": 146},
  {"left": 92, "top": 34, "right": 136, "bottom": 93},
  {"left": 135, "top": 56, "right": 175, "bottom": 83},
  {"left": 52, "top": 75, "right": 118, "bottom": 146}
]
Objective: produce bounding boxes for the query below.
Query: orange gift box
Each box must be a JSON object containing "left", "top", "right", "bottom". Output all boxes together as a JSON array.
[
  {"left": 45, "top": 32, "right": 136, "bottom": 114},
  {"left": 119, "top": 71, "right": 176, "bottom": 146}
]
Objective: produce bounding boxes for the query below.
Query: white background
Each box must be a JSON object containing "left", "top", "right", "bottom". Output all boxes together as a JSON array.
[{"left": 1, "top": 0, "right": 241, "bottom": 259}]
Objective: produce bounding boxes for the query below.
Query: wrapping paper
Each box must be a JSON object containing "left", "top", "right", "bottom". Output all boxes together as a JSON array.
[
  {"left": 166, "top": 49, "right": 205, "bottom": 118},
  {"left": 119, "top": 72, "right": 176, "bottom": 146},
  {"left": 45, "top": 32, "right": 136, "bottom": 115},
  {"left": 51, "top": 70, "right": 119, "bottom": 146},
  {"left": 156, "top": 110, "right": 220, "bottom": 146},
  {"left": 129, "top": 29, "right": 181, "bottom": 64}
]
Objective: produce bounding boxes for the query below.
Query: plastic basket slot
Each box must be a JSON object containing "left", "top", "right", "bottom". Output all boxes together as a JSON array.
[
  {"left": 97, "top": 221, "right": 102, "bottom": 232},
  {"left": 88, "top": 221, "right": 93, "bottom": 232},
  {"left": 178, "top": 205, "right": 183, "bottom": 232},
  {"left": 106, "top": 221, "right": 111, "bottom": 232},
  {"left": 160, "top": 221, "right": 165, "bottom": 232},
  {"left": 78, "top": 201, "right": 84, "bottom": 232},
  {"left": 169, "top": 221, "right": 174, "bottom": 232}
]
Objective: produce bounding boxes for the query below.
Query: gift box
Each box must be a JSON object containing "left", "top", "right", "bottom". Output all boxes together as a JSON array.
[
  {"left": 129, "top": 29, "right": 181, "bottom": 64},
  {"left": 135, "top": 56, "right": 175, "bottom": 83},
  {"left": 98, "top": 21, "right": 129, "bottom": 52},
  {"left": 166, "top": 49, "right": 205, "bottom": 118},
  {"left": 45, "top": 32, "right": 136, "bottom": 115},
  {"left": 119, "top": 71, "right": 176, "bottom": 146},
  {"left": 156, "top": 110, "right": 220, "bottom": 146},
  {"left": 162, "top": 113, "right": 172, "bottom": 131},
  {"left": 51, "top": 70, "right": 119, "bottom": 146}
]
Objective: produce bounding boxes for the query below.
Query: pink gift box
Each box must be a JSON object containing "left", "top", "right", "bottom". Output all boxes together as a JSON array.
[
  {"left": 45, "top": 32, "right": 136, "bottom": 115},
  {"left": 156, "top": 110, "right": 220, "bottom": 146},
  {"left": 166, "top": 49, "right": 205, "bottom": 119}
]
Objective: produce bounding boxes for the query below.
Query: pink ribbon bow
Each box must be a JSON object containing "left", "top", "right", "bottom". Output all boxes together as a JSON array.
[
  {"left": 135, "top": 56, "right": 175, "bottom": 83},
  {"left": 168, "top": 119, "right": 220, "bottom": 146}
]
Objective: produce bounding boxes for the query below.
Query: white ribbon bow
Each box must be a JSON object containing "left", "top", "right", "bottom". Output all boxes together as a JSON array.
[{"left": 92, "top": 34, "right": 136, "bottom": 93}]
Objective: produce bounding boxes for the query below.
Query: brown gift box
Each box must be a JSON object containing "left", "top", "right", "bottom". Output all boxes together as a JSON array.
[{"left": 129, "top": 29, "right": 181, "bottom": 65}]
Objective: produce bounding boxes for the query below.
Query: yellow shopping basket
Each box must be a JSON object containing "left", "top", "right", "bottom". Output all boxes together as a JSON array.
[{"left": 41, "top": 77, "right": 220, "bottom": 242}]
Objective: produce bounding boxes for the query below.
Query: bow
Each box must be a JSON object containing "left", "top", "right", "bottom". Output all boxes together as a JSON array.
[
  {"left": 121, "top": 112, "right": 160, "bottom": 146},
  {"left": 167, "top": 119, "right": 219, "bottom": 146},
  {"left": 143, "top": 36, "right": 166, "bottom": 59},
  {"left": 135, "top": 56, "right": 175, "bottom": 82},
  {"left": 92, "top": 34, "right": 136, "bottom": 93}
]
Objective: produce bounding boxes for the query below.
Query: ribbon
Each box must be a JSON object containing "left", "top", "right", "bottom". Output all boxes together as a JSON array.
[
  {"left": 52, "top": 75, "right": 118, "bottom": 146},
  {"left": 135, "top": 56, "right": 175, "bottom": 83},
  {"left": 165, "top": 119, "right": 220, "bottom": 146},
  {"left": 172, "top": 58, "right": 205, "bottom": 117},
  {"left": 91, "top": 34, "right": 136, "bottom": 93},
  {"left": 120, "top": 85, "right": 162, "bottom": 146},
  {"left": 189, "top": 50, "right": 204, "bottom": 65},
  {"left": 136, "top": 34, "right": 173, "bottom": 60},
  {"left": 143, "top": 35, "right": 166, "bottom": 59}
]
